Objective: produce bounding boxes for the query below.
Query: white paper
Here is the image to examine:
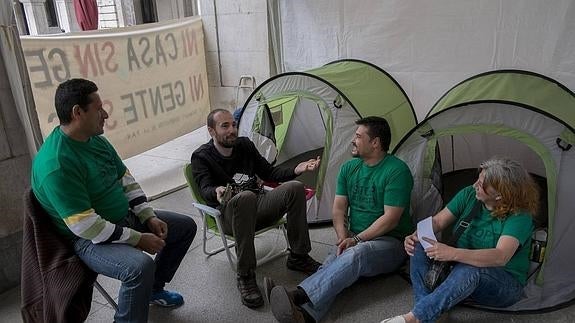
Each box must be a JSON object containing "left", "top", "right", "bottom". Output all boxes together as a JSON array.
[{"left": 417, "top": 217, "right": 437, "bottom": 250}]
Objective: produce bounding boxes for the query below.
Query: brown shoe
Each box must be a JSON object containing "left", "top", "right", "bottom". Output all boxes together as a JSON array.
[
  {"left": 237, "top": 274, "right": 264, "bottom": 308},
  {"left": 286, "top": 254, "right": 322, "bottom": 275},
  {"left": 270, "top": 286, "right": 306, "bottom": 323}
]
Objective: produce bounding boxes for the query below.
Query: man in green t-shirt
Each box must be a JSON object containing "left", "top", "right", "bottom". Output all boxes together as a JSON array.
[
  {"left": 269, "top": 116, "right": 414, "bottom": 322},
  {"left": 31, "top": 78, "right": 197, "bottom": 323}
]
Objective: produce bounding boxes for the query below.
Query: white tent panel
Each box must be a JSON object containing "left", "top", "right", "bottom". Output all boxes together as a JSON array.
[
  {"left": 279, "top": 0, "right": 575, "bottom": 120},
  {"left": 238, "top": 73, "right": 368, "bottom": 222},
  {"left": 276, "top": 98, "right": 328, "bottom": 165},
  {"left": 311, "top": 101, "right": 361, "bottom": 221}
]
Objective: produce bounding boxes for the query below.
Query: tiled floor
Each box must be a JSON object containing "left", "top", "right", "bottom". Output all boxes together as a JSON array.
[
  {"left": 3, "top": 188, "right": 575, "bottom": 322},
  {"left": 2, "top": 127, "right": 575, "bottom": 322}
]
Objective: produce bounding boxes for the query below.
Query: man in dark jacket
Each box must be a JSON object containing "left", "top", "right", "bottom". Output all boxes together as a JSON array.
[{"left": 191, "top": 108, "right": 321, "bottom": 308}]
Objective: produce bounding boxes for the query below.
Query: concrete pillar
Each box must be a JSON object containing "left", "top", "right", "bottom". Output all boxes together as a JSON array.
[
  {"left": 54, "top": 0, "right": 81, "bottom": 32},
  {"left": 198, "top": 0, "right": 271, "bottom": 110},
  {"left": 0, "top": 40, "right": 31, "bottom": 294}
]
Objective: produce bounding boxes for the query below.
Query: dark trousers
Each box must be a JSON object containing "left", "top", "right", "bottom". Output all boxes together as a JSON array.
[{"left": 222, "top": 181, "right": 311, "bottom": 275}]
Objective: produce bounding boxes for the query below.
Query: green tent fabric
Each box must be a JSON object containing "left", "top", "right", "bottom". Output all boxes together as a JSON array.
[
  {"left": 393, "top": 70, "right": 575, "bottom": 312},
  {"left": 308, "top": 60, "right": 415, "bottom": 150},
  {"left": 238, "top": 59, "right": 416, "bottom": 223}
]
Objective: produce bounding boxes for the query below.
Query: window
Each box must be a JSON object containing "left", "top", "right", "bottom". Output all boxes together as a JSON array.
[{"left": 45, "top": 0, "right": 58, "bottom": 27}]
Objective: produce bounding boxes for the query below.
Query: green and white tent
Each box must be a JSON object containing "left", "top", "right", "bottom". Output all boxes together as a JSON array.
[
  {"left": 393, "top": 70, "right": 575, "bottom": 311},
  {"left": 238, "top": 59, "right": 417, "bottom": 223}
]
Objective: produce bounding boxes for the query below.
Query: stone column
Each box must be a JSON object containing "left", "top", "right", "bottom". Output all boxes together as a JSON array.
[
  {"left": 54, "top": 0, "right": 81, "bottom": 32},
  {"left": 0, "top": 40, "right": 32, "bottom": 294}
]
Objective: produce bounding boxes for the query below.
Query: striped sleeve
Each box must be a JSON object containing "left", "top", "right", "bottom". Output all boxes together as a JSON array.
[
  {"left": 122, "top": 169, "right": 155, "bottom": 223},
  {"left": 64, "top": 208, "right": 141, "bottom": 245}
]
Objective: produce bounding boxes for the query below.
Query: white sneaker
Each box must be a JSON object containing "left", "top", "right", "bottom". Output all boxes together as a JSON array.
[{"left": 381, "top": 315, "right": 406, "bottom": 323}]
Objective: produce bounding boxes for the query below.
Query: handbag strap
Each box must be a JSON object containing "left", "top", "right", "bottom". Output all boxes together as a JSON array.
[{"left": 445, "top": 200, "right": 482, "bottom": 246}]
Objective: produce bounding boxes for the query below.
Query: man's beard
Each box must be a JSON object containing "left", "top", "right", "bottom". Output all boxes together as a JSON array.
[{"left": 219, "top": 136, "right": 237, "bottom": 148}]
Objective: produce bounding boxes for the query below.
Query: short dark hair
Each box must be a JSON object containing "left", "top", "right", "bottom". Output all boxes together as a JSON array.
[
  {"left": 55, "top": 78, "right": 98, "bottom": 125},
  {"left": 355, "top": 116, "right": 391, "bottom": 151},
  {"left": 207, "top": 108, "right": 230, "bottom": 128}
]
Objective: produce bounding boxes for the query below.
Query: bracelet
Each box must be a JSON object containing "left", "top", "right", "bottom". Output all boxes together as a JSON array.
[{"left": 353, "top": 235, "right": 362, "bottom": 243}]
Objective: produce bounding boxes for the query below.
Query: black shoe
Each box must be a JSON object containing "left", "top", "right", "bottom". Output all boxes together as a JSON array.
[
  {"left": 286, "top": 254, "right": 322, "bottom": 275},
  {"left": 270, "top": 286, "right": 315, "bottom": 323},
  {"left": 263, "top": 277, "right": 276, "bottom": 305},
  {"left": 237, "top": 274, "right": 264, "bottom": 308}
]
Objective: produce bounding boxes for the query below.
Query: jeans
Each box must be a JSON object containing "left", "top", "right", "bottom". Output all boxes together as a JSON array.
[
  {"left": 410, "top": 243, "right": 524, "bottom": 323},
  {"left": 221, "top": 181, "right": 311, "bottom": 275},
  {"left": 72, "top": 209, "right": 197, "bottom": 323},
  {"left": 299, "top": 236, "right": 406, "bottom": 322}
]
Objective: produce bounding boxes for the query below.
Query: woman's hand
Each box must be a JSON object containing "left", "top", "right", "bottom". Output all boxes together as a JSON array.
[
  {"left": 404, "top": 231, "right": 419, "bottom": 256},
  {"left": 423, "top": 237, "right": 456, "bottom": 262}
]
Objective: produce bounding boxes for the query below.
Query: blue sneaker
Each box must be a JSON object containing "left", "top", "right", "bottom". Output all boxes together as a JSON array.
[{"left": 150, "top": 290, "right": 184, "bottom": 307}]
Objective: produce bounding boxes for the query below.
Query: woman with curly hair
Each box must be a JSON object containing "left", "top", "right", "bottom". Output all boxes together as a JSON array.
[{"left": 383, "top": 157, "right": 539, "bottom": 323}]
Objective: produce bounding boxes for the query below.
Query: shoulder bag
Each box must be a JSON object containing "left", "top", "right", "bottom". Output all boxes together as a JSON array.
[{"left": 423, "top": 201, "right": 481, "bottom": 290}]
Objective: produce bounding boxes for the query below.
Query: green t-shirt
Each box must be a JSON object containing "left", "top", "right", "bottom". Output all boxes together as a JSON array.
[
  {"left": 336, "top": 154, "right": 414, "bottom": 239},
  {"left": 31, "top": 127, "right": 128, "bottom": 237},
  {"left": 447, "top": 186, "right": 534, "bottom": 285}
]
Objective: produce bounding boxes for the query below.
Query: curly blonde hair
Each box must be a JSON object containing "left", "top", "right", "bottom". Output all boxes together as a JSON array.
[{"left": 480, "top": 157, "right": 540, "bottom": 219}]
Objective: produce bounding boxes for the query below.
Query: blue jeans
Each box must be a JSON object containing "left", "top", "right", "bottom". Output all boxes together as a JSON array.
[
  {"left": 299, "top": 236, "right": 406, "bottom": 321},
  {"left": 410, "top": 243, "right": 524, "bottom": 323},
  {"left": 72, "top": 210, "right": 197, "bottom": 323}
]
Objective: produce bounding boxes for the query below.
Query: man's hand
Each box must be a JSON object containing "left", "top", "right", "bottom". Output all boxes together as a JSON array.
[
  {"left": 137, "top": 233, "right": 166, "bottom": 254},
  {"left": 335, "top": 231, "right": 349, "bottom": 246},
  {"left": 147, "top": 216, "right": 168, "bottom": 239},
  {"left": 294, "top": 156, "right": 321, "bottom": 175},
  {"left": 336, "top": 237, "right": 357, "bottom": 256},
  {"left": 215, "top": 186, "right": 227, "bottom": 204},
  {"left": 404, "top": 231, "right": 419, "bottom": 256}
]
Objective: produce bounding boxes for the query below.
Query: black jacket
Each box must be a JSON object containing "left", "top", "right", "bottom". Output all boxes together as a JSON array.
[{"left": 190, "top": 137, "right": 296, "bottom": 207}]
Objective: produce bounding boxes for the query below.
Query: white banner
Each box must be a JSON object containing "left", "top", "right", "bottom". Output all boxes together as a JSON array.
[{"left": 21, "top": 17, "right": 210, "bottom": 158}]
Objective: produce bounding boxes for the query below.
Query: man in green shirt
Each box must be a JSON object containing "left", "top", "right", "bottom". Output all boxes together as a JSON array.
[
  {"left": 269, "top": 116, "right": 414, "bottom": 322},
  {"left": 31, "top": 78, "right": 197, "bottom": 323}
]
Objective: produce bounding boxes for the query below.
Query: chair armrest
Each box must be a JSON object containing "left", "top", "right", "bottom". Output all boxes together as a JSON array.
[{"left": 192, "top": 203, "right": 221, "bottom": 217}]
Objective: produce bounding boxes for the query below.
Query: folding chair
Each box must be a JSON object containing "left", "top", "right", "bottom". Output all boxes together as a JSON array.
[{"left": 183, "top": 163, "right": 289, "bottom": 271}]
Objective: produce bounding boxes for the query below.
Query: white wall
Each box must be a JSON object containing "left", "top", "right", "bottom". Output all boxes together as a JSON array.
[
  {"left": 279, "top": 0, "right": 575, "bottom": 121},
  {"left": 199, "top": 0, "right": 270, "bottom": 111}
]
